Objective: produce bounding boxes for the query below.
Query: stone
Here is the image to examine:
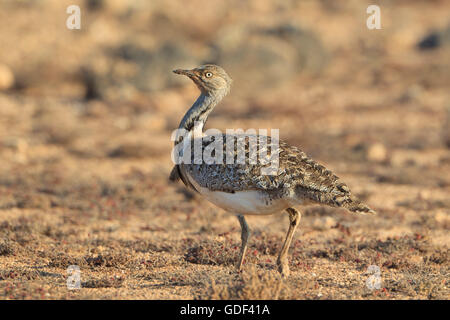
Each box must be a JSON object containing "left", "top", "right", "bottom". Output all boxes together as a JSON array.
[
  {"left": 0, "top": 64, "right": 14, "bottom": 90},
  {"left": 367, "top": 143, "right": 387, "bottom": 163},
  {"left": 417, "top": 24, "right": 450, "bottom": 50}
]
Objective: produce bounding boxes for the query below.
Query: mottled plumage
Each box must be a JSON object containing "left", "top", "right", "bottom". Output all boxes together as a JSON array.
[
  {"left": 170, "top": 64, "right": 375, "bottom": 276},
  {"left": 172, "top": 133, "right": 373, "bottom": 214}
]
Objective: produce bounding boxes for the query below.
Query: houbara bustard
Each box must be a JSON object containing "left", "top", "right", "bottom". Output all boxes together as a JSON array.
[{"left": 170, "top": 64, "right": 375, "bottom": 277}]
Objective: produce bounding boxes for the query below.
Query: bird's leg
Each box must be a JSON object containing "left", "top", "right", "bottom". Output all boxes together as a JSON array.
[
  {"left": 277, "top": 208, "right": 301, "bottom": 278},
  {"left": 236, "top": 214, "right": 250, "bottom": 271}
]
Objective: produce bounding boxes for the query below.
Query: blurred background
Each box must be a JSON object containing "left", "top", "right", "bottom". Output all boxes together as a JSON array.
[
  {"left": 0, "top": 0, "right": 449, "bottom": 167},
  {"left": 0, "top": 0, "right": 448, "bottom": 299}
]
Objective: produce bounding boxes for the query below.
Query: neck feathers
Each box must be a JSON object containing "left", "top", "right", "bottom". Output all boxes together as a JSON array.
[{"left": 178, "top": 88, "right": 228, "bottom": 134}]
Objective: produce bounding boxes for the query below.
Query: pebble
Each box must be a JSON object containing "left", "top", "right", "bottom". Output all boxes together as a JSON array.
[
  {"left": 367, "top": 143, "right": 387, "bottom": 163},
  {"left": 0, "top": 64, "right": 14, "bottom": 90}
]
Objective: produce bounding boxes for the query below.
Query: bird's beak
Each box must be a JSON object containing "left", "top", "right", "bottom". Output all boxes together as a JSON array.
[{"left": 173, "top": 69, "right": 196, "bottom": 78}]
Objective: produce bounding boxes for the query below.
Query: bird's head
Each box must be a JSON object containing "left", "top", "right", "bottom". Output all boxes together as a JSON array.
[{"left": 173, "top": 64, "right": 232, "bottom": 95}]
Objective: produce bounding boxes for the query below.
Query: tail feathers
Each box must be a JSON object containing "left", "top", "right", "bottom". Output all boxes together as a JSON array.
[
  {"left": 341, "top": 197, "right": 376, "bottom": 215},
  {"left": 294, "top": 184, "right": 376, "bottom": 214}
]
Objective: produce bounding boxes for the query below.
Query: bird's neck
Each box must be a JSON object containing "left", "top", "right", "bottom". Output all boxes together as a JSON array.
[{"left": 177, "top": 89, "right": 227, "bottom": 136}]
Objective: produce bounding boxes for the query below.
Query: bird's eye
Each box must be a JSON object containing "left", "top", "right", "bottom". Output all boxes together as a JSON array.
[{"left": 205, "top": 72, "right": 213, "bottom": 78}]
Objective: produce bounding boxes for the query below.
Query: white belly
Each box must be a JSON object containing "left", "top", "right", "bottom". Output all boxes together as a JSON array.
[{"left": 186, "top": 173, "right": 290, "bottom": 215}]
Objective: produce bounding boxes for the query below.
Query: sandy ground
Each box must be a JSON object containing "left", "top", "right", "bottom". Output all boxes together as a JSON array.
[{"left": 0, "top": 0, "right": 449, "bottom": 299}]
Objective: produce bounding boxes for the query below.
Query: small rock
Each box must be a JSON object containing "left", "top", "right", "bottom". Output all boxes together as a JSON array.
[
  {"left": 417, "top": 32, "right": 441, "bottom": 50},
  {"left": 367, "top": 143, "right": 387, "bottom": 163},
  {"left": 0, "top": 64, "right": 14, "bottom": 90},
  {"left": 417, "top": 24, "right": 450, "bottom": 50}
]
